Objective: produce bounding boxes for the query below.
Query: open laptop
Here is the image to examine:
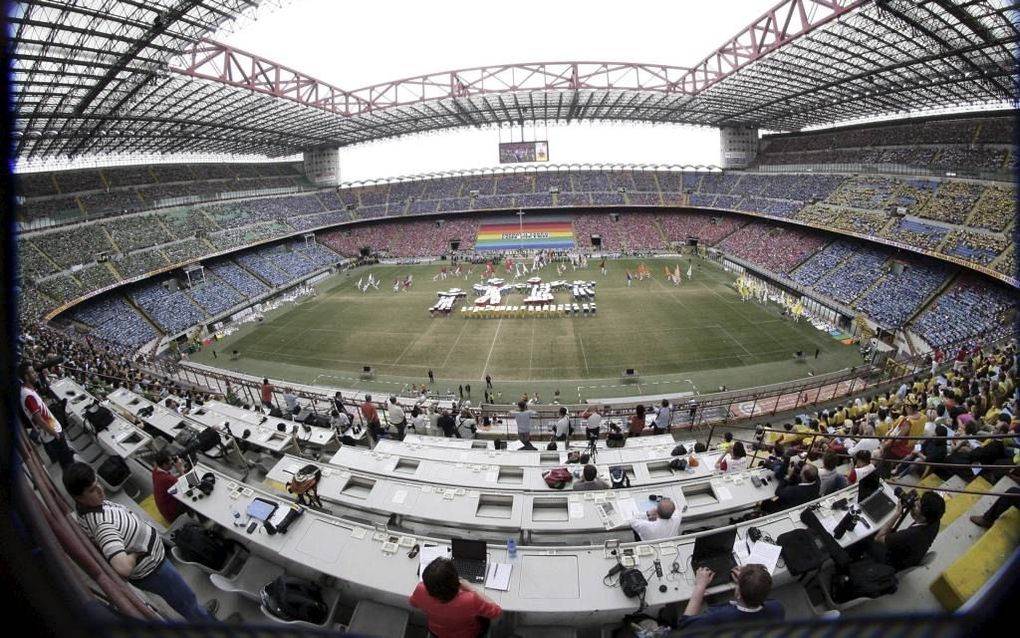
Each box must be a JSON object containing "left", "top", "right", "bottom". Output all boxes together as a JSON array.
[
  {"left": 859, "top": 488, "right": 897, "bottom": 524},
  {"left": 691, "top": 528, "right": 738, "bottom": 587},
  {"left": 451, "top": 538, "right": 488, "bottom": 584}
]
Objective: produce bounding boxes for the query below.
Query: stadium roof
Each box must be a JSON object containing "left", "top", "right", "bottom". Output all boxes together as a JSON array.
[{"left": 11, "top": 0, "right": 1020, "bottom": 164}]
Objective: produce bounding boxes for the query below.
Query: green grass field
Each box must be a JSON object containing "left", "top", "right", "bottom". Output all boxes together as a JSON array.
[{"left": 191, "top": 258, "right": 864, "bottom": 401}]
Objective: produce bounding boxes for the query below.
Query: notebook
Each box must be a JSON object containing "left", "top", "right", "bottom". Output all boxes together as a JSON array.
[
  {"left": 691, "top": 528, "right": 738, "bottom": 587},
  {"left": 451, "top": 538, "right": 488, "bottom": 584}
]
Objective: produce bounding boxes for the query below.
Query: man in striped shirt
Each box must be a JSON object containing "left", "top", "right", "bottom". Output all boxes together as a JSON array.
[{"left": 62, "top": 463, "right": 216, "bottom": 622}]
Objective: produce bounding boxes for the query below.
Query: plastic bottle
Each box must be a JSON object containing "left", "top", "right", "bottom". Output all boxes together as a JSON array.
[{"left": 506, "top": 538, "right": 517, "bottom": 559}]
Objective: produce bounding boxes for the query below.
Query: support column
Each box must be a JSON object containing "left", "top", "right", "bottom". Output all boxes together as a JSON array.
[
  {"left": 303, "top": 147, "right": 340, "bottom": 186},
  {"left": 719, "top": 127, "right": 759, "bottom": 169}
]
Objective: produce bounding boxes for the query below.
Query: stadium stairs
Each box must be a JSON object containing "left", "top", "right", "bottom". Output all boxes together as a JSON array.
[
  {"left": 903, "top": 270, "right": 962, "bottom": 333},
  {"left": 125, "top": 295, "right": 164, "bottom": 336}
]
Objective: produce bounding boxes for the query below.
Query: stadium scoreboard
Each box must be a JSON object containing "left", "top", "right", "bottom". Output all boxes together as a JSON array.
[{"left": 499, "top": 141, "right": 549, "bottom": 164}]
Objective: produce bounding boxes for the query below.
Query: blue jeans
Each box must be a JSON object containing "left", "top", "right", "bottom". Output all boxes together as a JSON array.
[{"left": 133, "top": 559, "right": 215, "bottom": 623}]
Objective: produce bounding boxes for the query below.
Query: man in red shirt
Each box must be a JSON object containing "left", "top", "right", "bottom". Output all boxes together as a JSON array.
[
  {"left": 151, "top": 450, "right": 186, "bottom": 523},
  {"left": 19, "top": 362, "right": 74, "bottom": 468},
  {"left": 260, "top": 378, "right": 274, "bottom": 409},
  {"left": 409, "top": 558, "right": 502, "bottom": 638},
  {"left": 360, "top": 394, "right": 382, "bottom": 447}
]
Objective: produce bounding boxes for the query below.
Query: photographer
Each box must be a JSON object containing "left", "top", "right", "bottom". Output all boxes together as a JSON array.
[
  {"left": 151, "top": 450, "right": 188, "bottom": 523},
  {"left": 871, "top": 491, "right": 945, "bottom": 571}
]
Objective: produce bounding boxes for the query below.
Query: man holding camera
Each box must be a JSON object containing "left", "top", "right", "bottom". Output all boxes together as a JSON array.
[
  {"left": 871, "top": 490, "right": 945, "bottom": 570},
  {"left": 62, "top": 462, "right": 217, "bottom": 622}
]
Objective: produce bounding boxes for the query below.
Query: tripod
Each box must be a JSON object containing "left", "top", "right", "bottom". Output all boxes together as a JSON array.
[{"left": 585, "top": 434, "right": 599, "bottom": 463}]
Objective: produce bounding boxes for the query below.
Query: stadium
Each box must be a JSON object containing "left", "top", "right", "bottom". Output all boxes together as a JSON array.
[{"left": 4, "top": 0, "right": 1019, "bottom": 637}]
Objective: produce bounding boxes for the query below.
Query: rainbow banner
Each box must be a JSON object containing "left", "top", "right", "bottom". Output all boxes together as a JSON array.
[{"left": 475, "top": 218, "right": 574, "bottom": 251}]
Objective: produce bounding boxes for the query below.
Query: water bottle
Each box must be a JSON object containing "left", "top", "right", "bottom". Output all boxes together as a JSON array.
[{"left": 506, "top": 538, "right": 517, "bottom": 560}]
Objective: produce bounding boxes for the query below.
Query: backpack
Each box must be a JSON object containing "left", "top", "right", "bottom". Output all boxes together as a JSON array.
[
  {"left": 609, "top": 466, "right": 631, "bottom": 489},
  {"left": 619, "top": 567, "right": 648, "bottom": 598},
  {"left": 606, "top": 432, "right": 626, "bottom": 448},
  {"left": 775, "top": 528, "right": 827, "bottom": 577},
  {"left": 85, "top": 402, "right": 115, "bottom": 433},
  {"left": 670, "top": 444, "right": 687, "bottom": 457},
  {"left": 171, "top": 523, "right": 234, "bottom": 571},
  {"left": 546, "top": 440, "right": 557, "bottom": 451},
  {"left": 830, "top": 559, "right": 898, "bottom": 602},
  {"left": 261, "top": 576, "right": 328, "bottom": 624},
  {"left": 543, "top": 467, "right": 573, "bottom": 489},
  {"left": 669, "top": 458, "right": 687, "bottom": 472}
]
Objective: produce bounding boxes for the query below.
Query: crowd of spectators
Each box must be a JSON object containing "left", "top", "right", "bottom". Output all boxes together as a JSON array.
[
  {"left": 880, "top": 218, "right": 948, "bottom": 251},
  {"left": 30, "top": 225, "right": 113, "bottom": 269},
  {"left": 187, "top": 274, "right": 247, "bottom": 317},
  {"left": 812, "top": 246, "right": 888, "bottom": 306},
  {"left": 130, "top": 280, "right": 208, "bottom": 335},
  {"left": 790, "top": 240, "right": 857, "bottom": 287},
  {"left": 112, "top": 250, "right": 170, "bottom": 280},
  {"left": 967, "top": 185, "right": 1016, "bottom": 231},
  {"left": 18, "top": 242, "right": 59, "bottom": 281},
  {"left": 161, "top": 239, "right": 214, "bottom": 266},
  {"left": 235, "top": 251, "right": 293, "bottom": 287},
  {"left": 717, "top": 222, "right": 826, "bottom": 273},
  {"left": 207, "top": 260, "right": 269, "bottom": 299},
  {"left": 912, "top": 277, "right": 1015, "bottom": 349},
  {"left": 37, "top": 273, "right": 83, "bottom": 305},
  {"left": 656, "top": 213, "right": 745, "bottom": 246},
  {"left": 826, "top": 176, "right": 898, "bottom": 210},
  {"left": 572, "top": 213, "right": 665, "bottom": 251},
  {"left": 157, "top": 208, "right": 222, "bottom": 237},
  {"left": 854, "top": 259, "right": 952, "bottom": 328},
  {"left": 921, "top": 181, "right": 985, "bottom": 225},
  {"left": 942, "top": 230, "right": 1009, "bottom": 266},
  {"left": 68, "top": 296, "right": 159, "bottom": 349},
  {"left": 102, "top": 215, "right": 175, "bottom": 253},
  {"left": 794, "top": 204, "right": 889, "bottom": 235}
]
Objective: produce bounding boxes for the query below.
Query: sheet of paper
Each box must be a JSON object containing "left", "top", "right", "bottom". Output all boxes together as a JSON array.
[
  {"left": 392, "top": 490, "right": 407, "bottom": 504},
  {"left": 715, "top": 485, "right": 733, "bottom": 501},
  {"left": 615, "top": 498, "right": 642, "bottom": 522},
  {"left": 485, "top": 471, "right": 498, "bottom": 482},
  {"left": 418, "top": 544, "right": 451, "bottom": 578},
  {"left": 568, "top": 503, "right": 585, "bottom": 519},
  {"left": 485, "top": 563, "right": 513, "bottom": 591},
  {"left": 736, "top": 541, "right": 782, "bottom": 575}
]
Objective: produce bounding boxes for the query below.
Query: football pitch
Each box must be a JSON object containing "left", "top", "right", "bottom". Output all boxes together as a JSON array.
[{"left": 191, "top": 257, "right": 864, "bottom": 401}]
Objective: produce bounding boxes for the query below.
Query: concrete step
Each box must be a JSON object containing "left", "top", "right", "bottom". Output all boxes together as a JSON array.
[
  {"left": 941, "top": 475, "right": 992, "bottom": 531},
  {"left": 929, "top": 506, "right": 1020, "bottom": 611}
]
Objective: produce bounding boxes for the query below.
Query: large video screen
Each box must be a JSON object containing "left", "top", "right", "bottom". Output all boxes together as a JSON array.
[{"left": 498, "top": 141, "right": 549, "bottom": 164}]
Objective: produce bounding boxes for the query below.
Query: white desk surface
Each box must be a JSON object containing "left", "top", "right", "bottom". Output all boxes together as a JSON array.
[
  {"left": 177, "top": 464, "right": 895, "bottom": 624},
  {"left": 107, "top": 387, "right": 196, "bottom": 440},
  {"left": 200, "top": 401, "right": 336, "bottom": 448},
  {"left": 329, "top": 445, "right": 720, "bottom": 490},
  {"left": 51, "top": 378, "right": 152, "bottom": 458},
  {"left": 265, "top": 454, "right": 776, "bottom": 536},
  {"left": 187, "top": 405, "right": 294, "bottom": 453}
]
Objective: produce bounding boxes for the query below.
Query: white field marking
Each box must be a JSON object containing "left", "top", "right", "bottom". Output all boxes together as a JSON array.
[
  {"left": 707, "top": 323, "right": 754, "bottom": 357},
  {"left": 480, "top": 318, "right": 504, "bottom": 378}
]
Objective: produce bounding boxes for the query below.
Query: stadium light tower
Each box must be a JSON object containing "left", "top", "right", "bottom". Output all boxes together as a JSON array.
[{"left": 517, "top": 209, "right": 525, "bottom": 253}]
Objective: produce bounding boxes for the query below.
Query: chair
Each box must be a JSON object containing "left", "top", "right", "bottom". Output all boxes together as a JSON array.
[
  {"left": 260, "top": 584, "right": 341, "bottom": 630},
  {"left": 348, "top": 599, "right": 409, "bottom": 637},
  {"left": 209, "top": 553, "right": 284, "bottom": 603}
]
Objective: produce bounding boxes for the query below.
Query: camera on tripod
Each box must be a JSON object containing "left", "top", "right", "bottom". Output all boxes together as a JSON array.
[{"left": 894, "top": 487, "right": 918, "bottom": 509}]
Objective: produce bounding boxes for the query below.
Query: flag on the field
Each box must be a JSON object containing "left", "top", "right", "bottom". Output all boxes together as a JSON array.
[{"left": 686, "top": 264, "right": 693, "bottom": 279}]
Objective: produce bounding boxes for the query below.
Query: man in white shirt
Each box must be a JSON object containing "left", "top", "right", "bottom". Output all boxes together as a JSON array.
[
  {"left": 553, "top": 406, "right": 570, "bottom": 441},
  {"left": 19, "top": 362, "right": 74, "bottom": 468},
  {"left": 631, "top": 498, "right": 682, "bottom": 541},
  {"left": 655, "top": 399, "right": 671, "bottom": 434},
  {"left": 387, "top": 396, "right": 407, "bottom": 440},
  {"left": 584, "top": 406, "right": 602, "bottom": 440}
]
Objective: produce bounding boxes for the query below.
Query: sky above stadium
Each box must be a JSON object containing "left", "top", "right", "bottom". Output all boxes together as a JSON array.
[{"left": 218, "top": 0, "right": 781, "bottom": 181}]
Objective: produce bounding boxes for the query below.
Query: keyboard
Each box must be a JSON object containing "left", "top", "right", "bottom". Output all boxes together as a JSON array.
[{"left": 454, "top": 559, "right": 487, "bottom": 583}]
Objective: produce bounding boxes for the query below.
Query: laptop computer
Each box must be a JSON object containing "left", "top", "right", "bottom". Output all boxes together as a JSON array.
[
  {"left": 859, "top": 489, "right": 896, "bottom": 524},
  {"left": 856, "top": 471, "right": 881, "bottom": 502},
  {"left": 691, "top": 528, "right": 738, "bottom": 587},
  {"left": 451, "top": 538, "right": 488, "bottom": 584}
]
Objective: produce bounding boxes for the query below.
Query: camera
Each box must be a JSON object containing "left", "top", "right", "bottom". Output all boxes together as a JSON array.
[
  {"left": 648, "top": 494, "right": 664, "bottom": 502},
  {"left": 833, "top": 505, "right": 862, "bottom": 539},
  {"left": 894, "top": 487, "right": 918, "bottom": 510}
]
